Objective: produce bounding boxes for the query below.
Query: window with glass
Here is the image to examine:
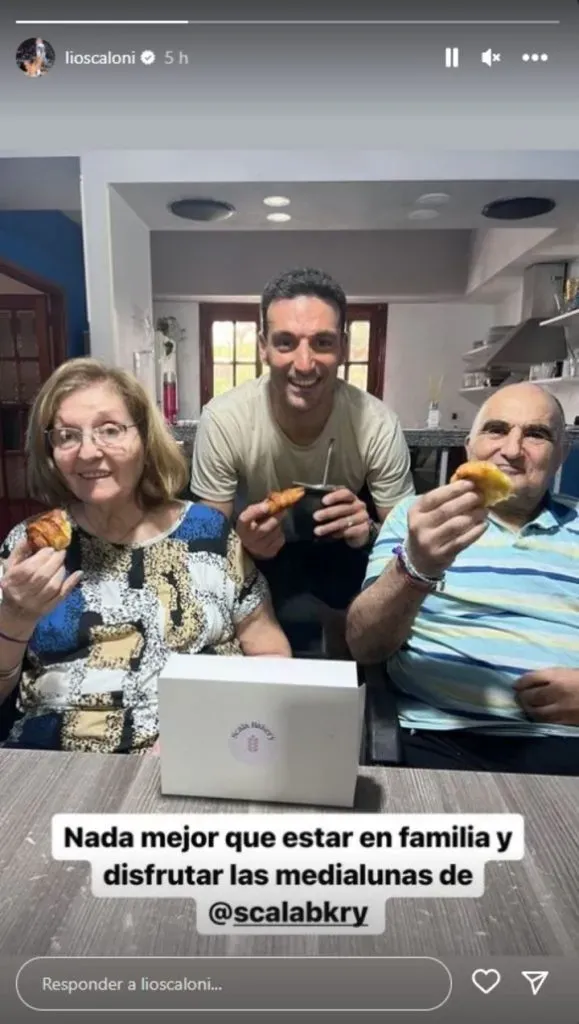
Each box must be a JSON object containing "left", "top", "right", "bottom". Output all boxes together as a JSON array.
[{"left": 199, "top": 302, "right": 387, "bottom": 406}]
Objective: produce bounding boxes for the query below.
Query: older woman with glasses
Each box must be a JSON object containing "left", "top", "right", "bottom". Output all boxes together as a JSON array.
[{"left": 0, "top": 358, "right": 290, "bottom": 754}]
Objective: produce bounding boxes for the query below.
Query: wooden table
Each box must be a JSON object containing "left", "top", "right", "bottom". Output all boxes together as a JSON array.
[{"left": 0, "top": 748, "right": 578, "bottom": 957}]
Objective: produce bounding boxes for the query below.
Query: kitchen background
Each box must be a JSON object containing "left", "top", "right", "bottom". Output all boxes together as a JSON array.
[{"left": 1, "top": 152, "right": 578, "bottom": 536}]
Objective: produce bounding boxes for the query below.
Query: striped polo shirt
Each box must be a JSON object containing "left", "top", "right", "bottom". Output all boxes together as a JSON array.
[{"left": 363, "top": 493, "right": 579, "bottom": 738}]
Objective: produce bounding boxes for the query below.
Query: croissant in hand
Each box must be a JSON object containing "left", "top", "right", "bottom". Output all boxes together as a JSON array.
[
  {"left": 26, "top": 509, "right": 72, "bottom": 552},
  {"left": 450, "top": 461, "right": 513, "bottom": 507},
  {"left": 264, "top": 487, "right": 305, "bottom": 515}
]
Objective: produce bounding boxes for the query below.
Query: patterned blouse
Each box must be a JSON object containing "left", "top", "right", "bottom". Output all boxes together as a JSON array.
[{"left": 0, "top": 501, "right": 268, "bottom": 754}]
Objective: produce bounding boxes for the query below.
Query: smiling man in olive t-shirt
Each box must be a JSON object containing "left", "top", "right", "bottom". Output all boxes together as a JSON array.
[{"left": 190, "top": 267, "right": 414, "bottom": 652}]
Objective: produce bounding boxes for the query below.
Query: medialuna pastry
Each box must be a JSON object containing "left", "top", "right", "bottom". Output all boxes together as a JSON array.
[
  {"left": 26, "top": 508, "right": 72, "bottom": 552},
  {"left": 450, "top": 461, "right": 513, "bottom": 507},
  {"left": 264, "top": 487, "right": 306, "bottom": 515}
]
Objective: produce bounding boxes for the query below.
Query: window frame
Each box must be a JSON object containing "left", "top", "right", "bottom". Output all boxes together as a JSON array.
[{"left": 199, "top": 301, "right": 388, "bottom": 407}]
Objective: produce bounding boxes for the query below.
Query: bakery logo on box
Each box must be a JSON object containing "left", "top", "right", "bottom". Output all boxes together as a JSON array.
[{"left": 228, "top": 721, "right": 276, "bottom": 764}]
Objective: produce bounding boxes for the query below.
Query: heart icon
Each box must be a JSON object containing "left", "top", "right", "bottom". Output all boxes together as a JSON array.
[{"left": 471, "top": 969, "right": 501, "bottom": 994}]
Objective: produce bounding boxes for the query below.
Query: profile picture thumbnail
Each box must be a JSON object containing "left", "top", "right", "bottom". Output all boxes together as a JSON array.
[{"left": 16, "top": 37, "right": 56, "bottom": 77}]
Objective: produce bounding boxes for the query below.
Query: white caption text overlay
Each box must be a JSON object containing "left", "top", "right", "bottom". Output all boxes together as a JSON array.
[{"left": 51, "top": 814, "right": 524, "bottom": 935}]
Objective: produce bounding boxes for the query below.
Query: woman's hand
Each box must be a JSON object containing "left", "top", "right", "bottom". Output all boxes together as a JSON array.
[
  {"left": 236, "top": 599, "right": 292, "bottom": 657},
  {"left": 0, "top": 537, "right": 82, "bottom": 626}
]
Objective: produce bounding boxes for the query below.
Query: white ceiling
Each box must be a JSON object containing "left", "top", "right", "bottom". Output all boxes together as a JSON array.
[
  {"left": 115, "top": 180, "right": 579, "bottom": 232},
  {"left": 1, "top": 157, "right": 579, "bottom": 233},
  {"left": 0, "top": 157, "right": 81, "bottom": 221}
]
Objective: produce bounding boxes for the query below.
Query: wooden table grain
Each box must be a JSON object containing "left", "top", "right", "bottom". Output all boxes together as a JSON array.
[{"left": 0, "top": 749, "right": 577, "bottom": 957}]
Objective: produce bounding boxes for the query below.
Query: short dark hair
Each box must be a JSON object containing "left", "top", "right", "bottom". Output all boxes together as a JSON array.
[{"left": 260, "top": 267, "right": 347, "bottom": 335}]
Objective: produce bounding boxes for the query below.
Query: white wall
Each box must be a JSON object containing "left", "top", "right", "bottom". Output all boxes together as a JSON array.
[
  {"left": 467, "top": 226, "right": 558, "bottom": 292},
  {"left": 109, "top": 190, "right": 153, "bottom": 379},
  {"left": 493, "top": 283, "right": 523, "bottom": 325},
  {"left": 151, "top": 230, "right": 471, "bottom": 300},
  {"left": 80, "top": 150, "right": 579, "bottom": 187},
  {"left": 543, "top": 380, "right": 579, "bottom": 423},
  {"left": 81, "top": 183, "right": 153, "bottom": 373},
  {"left": 153, "top": 297, "right": 496, "bottom": 428},
  {"left": 384, "top": 303, "right": 496, "bottom": 428}
]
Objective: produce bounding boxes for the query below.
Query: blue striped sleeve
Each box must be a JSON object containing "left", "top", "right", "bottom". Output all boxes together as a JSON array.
[{"left": 363, "top": 496, "right": 415, "bottom": 589}]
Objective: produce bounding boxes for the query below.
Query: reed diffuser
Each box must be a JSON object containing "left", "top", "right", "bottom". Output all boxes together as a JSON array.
[{"left": 427, "top": 374, "right": 444, "bottom": 428}]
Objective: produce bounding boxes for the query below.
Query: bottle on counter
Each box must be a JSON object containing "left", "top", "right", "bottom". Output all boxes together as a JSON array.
[
  {"left": 163, "top": 371, "right": 178, "bottom": 424},
  {"left": 426, "top": 401, "right": 441, "bottom": 429}
]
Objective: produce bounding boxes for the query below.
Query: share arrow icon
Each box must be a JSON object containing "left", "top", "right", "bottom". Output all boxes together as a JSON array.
[{"left": 522, "top": 971, "right": 549, "bottom": 995}]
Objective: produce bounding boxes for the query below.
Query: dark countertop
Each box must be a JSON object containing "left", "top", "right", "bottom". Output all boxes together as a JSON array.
[
  {"left": 173, "top": 423, "right": 579, "bottom": 449},
  {"left": 405, "top": 426, "right": 579, "bottom": 447}
]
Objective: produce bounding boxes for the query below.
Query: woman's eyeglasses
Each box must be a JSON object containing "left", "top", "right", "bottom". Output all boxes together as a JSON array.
[{"left": 45, "top": 423, "right": 139, "bottom": 451}]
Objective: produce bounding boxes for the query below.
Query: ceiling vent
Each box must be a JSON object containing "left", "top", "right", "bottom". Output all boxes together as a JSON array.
[
  {"left": 168, "top": 198, "right": 236, "bottom": 222},
  {"left": 482, "top": 196, "right": 556, "bottom": 220}
]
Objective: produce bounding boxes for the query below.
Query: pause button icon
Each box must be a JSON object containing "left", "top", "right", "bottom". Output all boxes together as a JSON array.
[{"left": 445, "top": 47, "right": 459, "bottom": 67}]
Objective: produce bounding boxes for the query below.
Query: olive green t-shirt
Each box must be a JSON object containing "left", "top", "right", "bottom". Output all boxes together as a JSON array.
[{"left": 190, "top": 377, "right": 414, "bottom": 532}]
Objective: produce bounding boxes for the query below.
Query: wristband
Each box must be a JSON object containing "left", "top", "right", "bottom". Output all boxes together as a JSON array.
[
  {"left": 393, "top": 543, "right": 446, "bottom": 592},
  {"left": 394, "top": 558, "right": 436, "bottom": 593},
  {"left": 0, "top": 629, "right": 28, "bottom": 645},
  {"left": 364, "top": 521, "right": 380, "bottom": 550}
]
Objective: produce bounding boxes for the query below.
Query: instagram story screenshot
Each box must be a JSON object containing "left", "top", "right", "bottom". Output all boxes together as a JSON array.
[{"left": 1, "top": 1, "right": 579, "bottom": 1021}]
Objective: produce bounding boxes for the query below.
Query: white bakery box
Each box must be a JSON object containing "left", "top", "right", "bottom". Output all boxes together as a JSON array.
[{"left": 157, "top": 654, "right": 364, "bottom": 808}]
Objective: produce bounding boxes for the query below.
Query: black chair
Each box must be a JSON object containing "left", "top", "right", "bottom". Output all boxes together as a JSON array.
[
  {"left": 0, "top": 687, "right": 19, "bottom": 742},
  {"left": 272, "top": 592, "right": 327, "bottom": 656},
  {"left": 290, "top": 642, "right": 402, "bottom": 767},
  {"left": 361, "top": 663, "right": 402, "bottom": 765}
]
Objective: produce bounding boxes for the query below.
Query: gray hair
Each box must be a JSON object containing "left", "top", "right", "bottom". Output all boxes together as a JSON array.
[{"left": 468, "top": 385, "right": 567, "bottom": 446}]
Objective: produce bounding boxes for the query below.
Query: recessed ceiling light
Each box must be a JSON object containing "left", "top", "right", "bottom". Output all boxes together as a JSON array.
[
  {"left": 168, "top": 198, "right": 235, "bottom": 222},
  {"left": 408, "top": 208, "right": 439, "bottom": 220},
  {"left": 263, "top": 196, "right": 290, "bottom": 207},
  {"left": 416, "top": 192, "right": 451, "bottom": 205},
  {"left": 267, "top": 212, "right": 291, "bottom": 222}
]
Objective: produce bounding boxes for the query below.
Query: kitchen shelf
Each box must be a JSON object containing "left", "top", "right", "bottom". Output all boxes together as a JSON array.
[
  {"left": 528, "top": 377, "right": 579, "bottom": 386},
  {"left": 463, "top": 347, "right": 489, "bottom": 358},
  {"left": 460, "top": 378, "right": 579, "bottom": 400},
  {"left": 540, "top": 308, "right": 579, "bottom": 327}
]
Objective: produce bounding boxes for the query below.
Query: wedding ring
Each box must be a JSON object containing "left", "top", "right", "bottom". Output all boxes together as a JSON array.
[{"left": 348, "top": 518, "right": 354, "bottom": 529}]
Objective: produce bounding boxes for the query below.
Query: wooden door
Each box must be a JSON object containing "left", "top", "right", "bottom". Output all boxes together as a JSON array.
[{"left": 0, "top": 295, "right": 54, "bottom": 539}]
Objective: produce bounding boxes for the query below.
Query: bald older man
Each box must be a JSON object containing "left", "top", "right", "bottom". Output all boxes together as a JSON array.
[{"left": 347, "top": 383, "right": 579, "bottom": 775}]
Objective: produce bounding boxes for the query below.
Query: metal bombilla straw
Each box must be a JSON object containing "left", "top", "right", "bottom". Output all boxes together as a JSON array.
[{"left": 322, "top": 437, "right": 335, "bottom": 486}]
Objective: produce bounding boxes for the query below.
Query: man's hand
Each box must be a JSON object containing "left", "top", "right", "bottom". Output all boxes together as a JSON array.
[
  {"left": 406, "top": 480, "right": 488, "bottom": 578},
  {"left": 313, "top": 488, "right": 371, "bottom": 548},
  {"left": 236, "top": 501, "right": 286, "bottom": 560},
  {"left": 514, "top": 668, "right": 579, "bottom": 726}
]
